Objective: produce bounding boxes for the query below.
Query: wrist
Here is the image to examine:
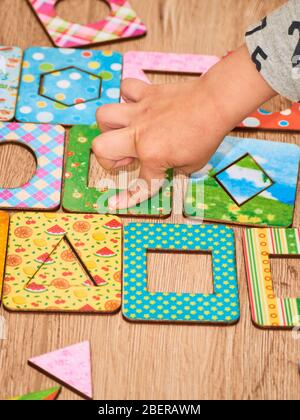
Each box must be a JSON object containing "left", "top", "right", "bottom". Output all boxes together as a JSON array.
[{"left": 201, "top": 45, "right": 276, "bottom": 132}]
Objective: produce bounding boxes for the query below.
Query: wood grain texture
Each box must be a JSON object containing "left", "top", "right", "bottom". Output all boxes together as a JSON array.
[{"left": 0, "top": 0, "right": 299, "bottom": 400}]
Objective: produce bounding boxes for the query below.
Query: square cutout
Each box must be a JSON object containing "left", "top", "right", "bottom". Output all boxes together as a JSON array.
[
  {"left": 16, "top": 47, "right": 122, "bottom": 126},
  {"left": 88, "top": 151, "right": 140, "bottom": 189},
  {"left": 147, "top": 250, "right": 213, "bottom": 294},
  {"left": 270, "top": 255, "right": 300, "bottom": 299},
  {"left": 27, "top": 0, "right": 147, "bottom": 48},
  {"left": 243, "top": 227, "right": 300, "bottom": 328},
  {"left": 0, "top": 46, "right": 22, "bottom": 121},
  {"left": 3, "top": 212, "right": 122, "bottom": 313},
  {"left": 123, "top": 223, "right": 240, "bottom": 324},
  {"left": 184, "top": 136, "right": 300, "bottom": 227},
  {"left": 63, "top": 125, "right": 173, "bottom": 217},
  {"left": 215, "top": 154, "right": 273, "bottom": 206},
  {"left": 0, "top": 122, "right": 65, "bottom": 210}
]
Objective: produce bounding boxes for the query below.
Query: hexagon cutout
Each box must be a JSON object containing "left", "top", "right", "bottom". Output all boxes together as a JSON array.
[
  {"left": 16, "top": 47, "right": 122, "bottom": 126},
  {"left": 39, "top": 66, "right": 102, "bottom": 107}
]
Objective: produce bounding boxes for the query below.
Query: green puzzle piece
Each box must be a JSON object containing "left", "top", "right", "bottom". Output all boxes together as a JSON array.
[
  {"left": 9, "top": 387, "right": 61, "bottom": 400},
  {"left": 63, "top": 125, "right": 173, "bottom": 217}
]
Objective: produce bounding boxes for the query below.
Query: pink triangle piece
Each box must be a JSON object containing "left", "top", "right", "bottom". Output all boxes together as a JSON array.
[{"left": 28, "top": 342, "right": 93, "bottom": 400}]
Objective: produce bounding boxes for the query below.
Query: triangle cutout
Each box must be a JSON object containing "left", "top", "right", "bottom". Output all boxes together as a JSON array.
[
  {"left": 25, "top": 235, "right": 98, "bottom": 292},
  {"left": 28, "top": 342, "right": 93, "bottom": 400},
  {"left": 9, "top": 386, "right": 61, "bottom": 400}
]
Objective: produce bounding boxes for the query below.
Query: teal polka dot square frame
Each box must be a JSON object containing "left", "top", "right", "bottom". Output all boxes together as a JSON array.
[
  {"left": 123, "top": 223, "right": 240, "bottom": 324},
  {"left": 16, "top": 47, "right": 122, "bottom": 126}
]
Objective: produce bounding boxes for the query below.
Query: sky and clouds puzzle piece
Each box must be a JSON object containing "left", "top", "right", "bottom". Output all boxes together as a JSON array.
[
  {"left": 0, "top": 46, "right": 22, "bottom": 121},
  {"left": 28, "top": 342, "right": 92, "bottom": 399},
  {"left": 215, "top": 154, "right": 274, "bottom": 206},
  {"left": 28, "top": 0, "right": 147, "bottom": 48},
  {"left": 63, "top": 125, "right": 173, "bottom": 217},
  {"left": 9, "top": 386, "right": 61, "bottom": 400},
  {"left": 0, "top": 122, "right": 65, "bottom": 210},
  {"left": 184, "top": 136, "right": 300, "bottom": 227},
  {"left": 16, "top": 47, "right": 122, "bottom": 126},
  {"left": 3, "top": 212, "right": 122, "bottom": 313},
  {"left": 243, "top": 228, "right": 300, "bottom": 328},
  {"left": 0, "top": 211, "right": 9, "bottom": 303},
  {"left": 123, "top": 223, "right": 240, "bottom": 324}
]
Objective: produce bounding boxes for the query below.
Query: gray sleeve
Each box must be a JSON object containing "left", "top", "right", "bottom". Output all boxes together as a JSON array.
[{"left": 246, "top": 0, "right": 300, "bottom": 101}]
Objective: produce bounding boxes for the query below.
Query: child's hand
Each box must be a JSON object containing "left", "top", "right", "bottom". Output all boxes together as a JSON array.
[{"left": 92, "top": 45, "right": 275, "bottom": 210}]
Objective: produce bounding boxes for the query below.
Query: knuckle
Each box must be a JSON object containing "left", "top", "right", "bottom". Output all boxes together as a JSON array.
[
  {"left": 96, "top": 106, "right": 111, "bottom": 125},
  {"left": 92, "top": 136, "right": 104, "bottom": 156}
]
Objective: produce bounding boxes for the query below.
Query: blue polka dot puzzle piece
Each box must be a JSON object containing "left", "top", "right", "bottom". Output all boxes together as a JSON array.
[
  {"left": 16, "top": 47, "right": 122, "bottom": 126},
  {"left": 123, "top": 223, "right": 240, "bottom": 324}
]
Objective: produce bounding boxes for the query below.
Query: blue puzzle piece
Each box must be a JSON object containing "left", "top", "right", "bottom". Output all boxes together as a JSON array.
[
  {"left": 123, "top": 223, "right": 240, "bottom": 324},
  {"left": 16, "top": 47, "right": 122, "bottom": 126}
]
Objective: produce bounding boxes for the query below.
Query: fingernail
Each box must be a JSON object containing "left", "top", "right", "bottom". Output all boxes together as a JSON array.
[
  {"left": 116, "top": 191, "right": 130, "bottom": 209},
  {"left": 108, "top": 195, "right": 119, "bottom": 210}
]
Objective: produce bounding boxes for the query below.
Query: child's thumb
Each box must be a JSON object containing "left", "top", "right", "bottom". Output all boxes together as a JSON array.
[{"left": 108, "top": 164, "right": 167, "bottom": 211}]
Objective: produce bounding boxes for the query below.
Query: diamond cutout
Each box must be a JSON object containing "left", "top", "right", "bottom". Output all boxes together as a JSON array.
[
  {"left": 215, "top": 154, "right": 273, "bottom": 206},
  {"left": 40, "top": 67, "right": 102, "bottom": 107}
]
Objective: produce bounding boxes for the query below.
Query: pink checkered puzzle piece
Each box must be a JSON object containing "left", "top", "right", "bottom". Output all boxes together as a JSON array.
[
  {"left": 0, "top": 122, "right": 65, "bottom": 210},
  {"left": 28, "top": 0, "right": 147, "bottom": 48}
]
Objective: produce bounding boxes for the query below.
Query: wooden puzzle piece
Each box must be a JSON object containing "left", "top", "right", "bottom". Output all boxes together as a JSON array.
[
  {"left": 123, "top": 223, "right": 240, "bottom": 324},
  {"left": 243, "top": 228, "right": 300, "bottom": 328},
  {"left": 215, "top": 154, "right": 274, "bottom": 206},
  {"left": 0, "top": 211, "right": 9, "bottom": 303},
  {"left": 29, "top": 342, "right": 92, "bottom": 400},
  {"left": 3, "top": 212, "right": 122, "bottom": 313},
  {"left": 184, "top": 136, "right": 300, "bottom": 227},
  {"left": 63, "top": 125, "right": 173, "bottom": 217},
  {"left": 27, "top": 0, "right": 147, "bottom": 48},
  {"left": 0, "top": 47, "right": 22, "bottom": 121},
  {"left": 16, "top": 47, "right": 122, "bottom": 126},
  {"left": 122, "top": 51, "right": 219, "bottom": 87},
  {"left": 9, "top": 386, "right": 61, "bottom": 400},
  {"left": 0, "top": 122, "right": 65, "bottom": 210},
  {"left": 239, "top": 103, "right": 300, "bottom": 131},
  {"left": 25, "top": 236, "right": 97, "bottom": 292},
  {"left": 123, "top": 52, "right": 300, "bottom": 131},
  {"left": 126, "top": 50, "right": 300, "bottom": 132}
]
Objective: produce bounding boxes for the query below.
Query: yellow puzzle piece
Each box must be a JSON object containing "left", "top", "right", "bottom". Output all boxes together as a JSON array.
[
  {"left": 3, "top": 213, "right": 122, "bottom": 313},
  {"left": 0, "top": 211, "right": 9, "bottom": 303}
]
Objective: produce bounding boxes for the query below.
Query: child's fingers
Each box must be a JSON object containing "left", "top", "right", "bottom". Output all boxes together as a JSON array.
[
  {"left": 121, "top": 78, "right": 150, "bottom": 103},
  {"left": 108, "top": 164, "right": 167, "bottom": 210},
  {"left": 96, "top": 103, "right": 137, "bottom": 132},
  {"left": 92, "top": 128, "right": 137, "bottom": 171}
]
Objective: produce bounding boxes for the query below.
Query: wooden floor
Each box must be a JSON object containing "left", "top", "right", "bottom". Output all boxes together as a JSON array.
[{"left": 0, "top": 0, "right": 299, "bottom": 400}]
